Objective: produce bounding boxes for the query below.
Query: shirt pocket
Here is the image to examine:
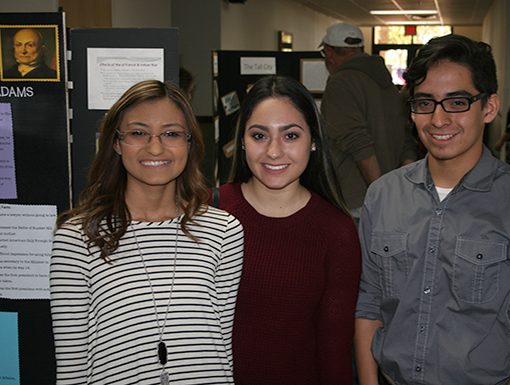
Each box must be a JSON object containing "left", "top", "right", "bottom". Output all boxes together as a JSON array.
[
  {"left": 371, "top": 233, "right": 408, "bottom": 297},
  {"left": 453, "top": 238, "right": 508, "bottom": 304}
]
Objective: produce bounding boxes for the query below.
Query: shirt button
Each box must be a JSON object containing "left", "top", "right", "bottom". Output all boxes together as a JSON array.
[
  {"left": 429, "top": 247, "right": 435, "bottom": 253},
  {"left": 477, "top": 254, "right": 483, "bottom": 259},
  {"left": 424, "top": 287, "right": 431, "bottom": 294},
  {"left": 384, "top": 246, "right": 389, "bottom": 252},
  {"left": 420, "top": 326, "right": 425, "bottom": 332},
  {"left": 416, "top": 366, "right": 421, "bottom": 372},
  {"left": 435, "top": 208, "right": 442, "bottom": 215}
]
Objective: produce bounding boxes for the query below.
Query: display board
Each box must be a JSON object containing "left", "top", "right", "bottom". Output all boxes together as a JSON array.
[
  {"left": 0, "top": 20, "right": 180, "bottom": 384},
  {"left": 69, "top": 28, "right": 179, "bottom": 204},
  {"left": 0, "top": 12, "right": 69, "bottom": 384},
  {"left": 212, "top": 50, "right": 326, "bottom": 185}
]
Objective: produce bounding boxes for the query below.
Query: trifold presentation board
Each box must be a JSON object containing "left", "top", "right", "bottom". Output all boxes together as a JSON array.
[
  {"left": 0, "top": 12, "right": 179, "bottom": 384},
  {"left": 212, "top": 50, "right": 327, "bottom": 185}
]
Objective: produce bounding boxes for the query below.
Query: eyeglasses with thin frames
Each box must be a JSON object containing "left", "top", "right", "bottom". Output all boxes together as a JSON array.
[
  {"left": 407, "top": 93, "right": 487, "bottom": 114},
  {"left": 116, "top": 129, "right": 191, "bottom": 147}
]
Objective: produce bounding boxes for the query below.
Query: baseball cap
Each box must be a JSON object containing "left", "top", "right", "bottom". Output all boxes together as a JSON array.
[{"left": 319, "top": 22, "right": 364, "bottom": 48}]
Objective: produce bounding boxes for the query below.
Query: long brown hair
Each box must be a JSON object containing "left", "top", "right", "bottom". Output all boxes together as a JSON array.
[
  {"left": 229, "top": 75, "right": 350, "bottom": 217},
  {"left": 57, "top": 80, "right": 209, "bottom": 261}
]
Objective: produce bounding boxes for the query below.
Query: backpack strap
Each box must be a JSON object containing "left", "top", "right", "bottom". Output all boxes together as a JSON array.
[{"left": 211, "top": 187, "right": 220, "bottom": 208}]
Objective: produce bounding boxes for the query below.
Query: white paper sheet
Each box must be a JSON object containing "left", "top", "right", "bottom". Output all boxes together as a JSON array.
[
  {"left": 87, "top": 47, "right": 164, "bottom": 110},
  {"left": 0, "top": 204, "right": 57, "bottom": 299}
]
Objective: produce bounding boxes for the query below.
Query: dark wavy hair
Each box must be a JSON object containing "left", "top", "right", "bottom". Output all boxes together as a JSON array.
[
  {"left": 57, "top": 80, "right": 209, "bottom": 261},
  {"left": 228, "top": 75, "right": 350, "bottom": 216},
  {"left": 403, "top": 34, "right": 498, "bottom": 103}
]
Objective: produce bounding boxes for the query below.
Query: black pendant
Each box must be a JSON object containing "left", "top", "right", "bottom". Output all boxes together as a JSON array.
[{"left": 158, "top": 341, "right": 168, "bottom": 365}]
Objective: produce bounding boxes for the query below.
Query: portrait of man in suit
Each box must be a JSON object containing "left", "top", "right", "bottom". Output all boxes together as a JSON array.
[{"left": 1, "top": 26, "right": 59, "bottom": 81}]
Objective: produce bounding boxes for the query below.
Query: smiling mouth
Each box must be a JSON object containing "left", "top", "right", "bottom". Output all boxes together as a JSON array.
[
  {"left": 263, "top": 164, "right": 289, "bottom": 170},
  {"left": 432, "top": 133, "right": 456, "bottom": 140},
  {"left": 141, "top": 160, "right": 171, "bottom": 166}
]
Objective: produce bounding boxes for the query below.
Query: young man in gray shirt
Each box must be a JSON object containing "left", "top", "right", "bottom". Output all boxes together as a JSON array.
[{"left": 355, "top": 34, "right": 510, "bottom": 385}]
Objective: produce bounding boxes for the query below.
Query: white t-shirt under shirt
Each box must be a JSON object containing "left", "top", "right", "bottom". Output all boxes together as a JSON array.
[{"left": 436, "top": 186, "right": 453, "bottom": 201}]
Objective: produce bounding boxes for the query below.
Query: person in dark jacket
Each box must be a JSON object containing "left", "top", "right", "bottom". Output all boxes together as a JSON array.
[{"left": 320, "top": 22, "right": 416, "bottom": 220}]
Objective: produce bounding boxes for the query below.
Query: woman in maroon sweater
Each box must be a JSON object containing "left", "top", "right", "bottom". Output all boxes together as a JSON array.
[{"left": 214, "top": 75, "right": 361, "bottom": 384}]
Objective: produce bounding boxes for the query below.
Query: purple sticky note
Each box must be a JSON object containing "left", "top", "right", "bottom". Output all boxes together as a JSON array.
[{"left": 0, "top": 103, "right": 17, "bottom": 199}]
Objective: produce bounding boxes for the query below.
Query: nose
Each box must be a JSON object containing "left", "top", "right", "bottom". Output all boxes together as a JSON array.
[
  {"left": 145, "top": 135, "right": 165, "bottom": 155},
  {"left": 266, "top": 138, "right": 284, "bottom": 159},
  {"left": 430, "top": 103, "right": 451, "bottom": 128}
]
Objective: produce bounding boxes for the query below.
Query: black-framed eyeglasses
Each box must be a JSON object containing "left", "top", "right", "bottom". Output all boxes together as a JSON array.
[
  {"left": 408, "top": 93, "right": 487, "bottom": 114},
  {"left": 319, "top": 48, "right": 326, "bottom": 57},
  {"left": 116, "top": 129, "right": 191, "bottom": 147}
]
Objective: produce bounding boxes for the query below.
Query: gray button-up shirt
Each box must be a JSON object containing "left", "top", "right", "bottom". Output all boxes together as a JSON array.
[{"left": 356, "top": 146, "right": 510, "bottom": 385}]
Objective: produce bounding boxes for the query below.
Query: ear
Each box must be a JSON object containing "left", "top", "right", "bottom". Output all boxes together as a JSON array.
[
  {"left": 113, "top": 139, "right": 121, "bottom": 155},
  {"left": 483, "top": 93, "right": 500, "bottom": 124}
]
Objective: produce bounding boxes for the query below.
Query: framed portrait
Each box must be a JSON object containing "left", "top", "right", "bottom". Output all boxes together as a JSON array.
[{"left": 0, "top": 25, "right": 61, "bottom": 82}]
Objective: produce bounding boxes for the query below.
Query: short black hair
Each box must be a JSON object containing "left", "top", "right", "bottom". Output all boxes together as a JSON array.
[{"left": 403, "top": 34, "right": 497, "bottom": 99}]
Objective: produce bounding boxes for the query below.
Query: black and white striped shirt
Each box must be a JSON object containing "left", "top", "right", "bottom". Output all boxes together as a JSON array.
[{"left": 50, "top": 207, "right": 243, "bottom": 384}]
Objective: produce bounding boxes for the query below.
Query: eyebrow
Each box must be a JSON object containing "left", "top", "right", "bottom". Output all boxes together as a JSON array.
[
  {"left": 247, "top": 123, "right": 305, "bottom": 132},
  {"left": 125, "top": 122, "right": 186, "bottom": 130},
  {"left": 413, "top": 90, "right": 474, "bottom": 99}
]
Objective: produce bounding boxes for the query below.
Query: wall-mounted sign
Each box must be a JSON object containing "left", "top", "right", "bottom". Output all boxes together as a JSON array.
[{"left": 240, "top": 57, "right": 276, "bottom": 75}]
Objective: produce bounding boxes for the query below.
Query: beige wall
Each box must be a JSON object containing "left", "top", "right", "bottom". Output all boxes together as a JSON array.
[
  {"left": 0, "top": 0, "right": 57, "bottom": 12},
  {"left": 220, "top": 0, "right": 339, "bottom": 51},
  {"left": 453, "top": 26, "right": 482, "bottom": 41},
  {"left": 360, "top": 26, "right": 372, "bottom": 54},
  {"left": 112, "top": 0, "right": 171, "bottom": 28},
  {"left": 171, "top": 0, "right": 222, "bottom": 116}
]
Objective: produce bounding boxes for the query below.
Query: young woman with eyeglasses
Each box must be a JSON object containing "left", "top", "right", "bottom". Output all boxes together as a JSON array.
[{"left": 50, "top": 80, "right": 243, "bottom": 385}]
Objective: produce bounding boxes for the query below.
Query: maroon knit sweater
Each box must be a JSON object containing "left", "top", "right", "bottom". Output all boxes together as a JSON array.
[{"left": 213, "top": 183, "right": 361, "bottom": 384}]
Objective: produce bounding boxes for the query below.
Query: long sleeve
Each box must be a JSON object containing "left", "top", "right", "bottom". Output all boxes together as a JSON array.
[
  {"left": 216, "top": 215, "right": 244, "bottom": 370},
  {"left": 317, "top": 215, "right": 362, "bottom": 384},
  {"left": 50, "top": 222, "right": 90, "bottom": 385},
  {"left": 355, "top": 195, "right": 384, "bottom": 321}
]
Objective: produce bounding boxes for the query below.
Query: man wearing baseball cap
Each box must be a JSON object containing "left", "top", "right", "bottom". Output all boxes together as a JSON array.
[{"left": 320, "top": 22, "right": 416, "bottom": 221}]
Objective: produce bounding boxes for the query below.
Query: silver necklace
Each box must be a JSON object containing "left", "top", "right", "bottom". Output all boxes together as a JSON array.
[{"left": 131, "top": 195, "right": 179, "bottom": 385}]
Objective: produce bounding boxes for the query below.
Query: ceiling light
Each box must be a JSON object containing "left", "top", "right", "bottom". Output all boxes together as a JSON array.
[
  {"left": 411, "top": 14, "right": 438, "bottom": 20},
  {"left": 370, "top": 10, "right": 438, "bottom": 15},
  {"left": 385, "top": 20, "right": 441, "bottom": 25}
]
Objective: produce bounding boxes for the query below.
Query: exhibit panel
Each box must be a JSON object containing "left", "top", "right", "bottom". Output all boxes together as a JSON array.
[{"left": 0, "top": 12, "right": 69, "bottom": 384}]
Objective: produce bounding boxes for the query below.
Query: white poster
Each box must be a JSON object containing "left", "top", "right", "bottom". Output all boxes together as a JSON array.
[
  {"left": 301, "top": 59, "right": 329, "bottom": 92},
  {"left": 87, "top": 47, "right": 165, "bottom": 110},
  {"left": 0, "top": 204, "right": 57, "bottom": 299}
]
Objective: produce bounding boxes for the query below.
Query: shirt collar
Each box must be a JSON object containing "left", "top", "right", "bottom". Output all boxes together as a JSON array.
[{"left": 405, "top": 145, "right": 497, "bottom": 192}]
